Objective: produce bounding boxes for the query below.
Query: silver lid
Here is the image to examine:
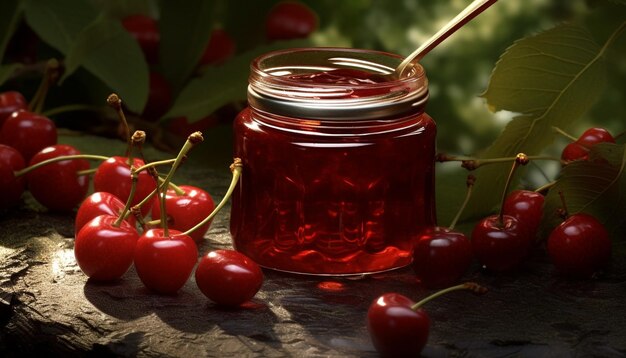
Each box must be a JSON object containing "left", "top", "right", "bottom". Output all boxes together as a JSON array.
[{"left": 248, "top": 48, "right": 429, "bottom": 121}]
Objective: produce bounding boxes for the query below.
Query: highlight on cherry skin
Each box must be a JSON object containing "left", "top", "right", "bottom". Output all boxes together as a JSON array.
[
  {"left": 150, "top": 185, "right": 215, "bottom": 242},
  {"left": 195, "top": 249, "right": 264, "bottom": 307},
  {"left": 26, "top": 144, "right": 90, "bottom": 212},
  {"left": 133, "top": 228, "right": 198, "bottom": 295},
  {"left": 548, "top": 212, "right": 611, "bottom": 278},
  {"left": 74, "top": 214, "right": 139, "bottom": 282},
  {"left": 75, "top": 192, "right": 136, "bottom": 235},
  {"left": 0, "top": 110, "right": 57, "bottom": 162},
  {"left": 93, "top": 156, "right": 158, "bottom": 217},
  {"left": 560, "top": 127, "right": 616, "bottom": 163},
  {"left": 367, "top": 282, "right": 487, "bottom": 357}
]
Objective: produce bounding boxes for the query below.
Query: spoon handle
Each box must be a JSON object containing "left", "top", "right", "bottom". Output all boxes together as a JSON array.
[{"left": 396, "top": 0, "right": 498, "bottom": 77}]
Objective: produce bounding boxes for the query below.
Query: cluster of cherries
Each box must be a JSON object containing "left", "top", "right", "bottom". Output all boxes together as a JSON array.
[
  {"left": 0, "top": 60, "right": 63, "bottom": 214},
  {"left": 366, "top": 127, "right": 616, "bottom": 356},
  {"left": 121, "top": 0, "right": 318, "bottom": 133},
  {"left": 414, "top": 127, "right": 616, "bottom": 288},
  {"left": 0, "top": 89, "right": 264, "bottom": 307}
]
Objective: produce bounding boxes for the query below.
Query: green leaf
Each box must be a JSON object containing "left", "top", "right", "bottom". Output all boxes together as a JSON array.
[
  {"left": 0, "top": 0, "right": 22, "bottom": 61},
  {"left": 158, "top": 0, "right": 220, "bottom": 91},
  {"left": 464, "top": 22, "right": 619, "bottom": 219},
  {"left": 23, "top": 0, "right": 97, "bottom": 53},
  {"left": 90, "top": 0, "right": 158, "bottom": 18},
  {"left": 24, "top": 0, "right": 148, "bottom": 112},
  {"left": 542, "top": 143, "right": 626, "bottom": 238},
  {"left": 0, "top": 63, "right": 23, "bottom": 87},
  {"left": 60, "top": 14, "right": 149, "bottom": 112},
  {"left": 164, "top": 39, "right": 310, "bottom": 122}
]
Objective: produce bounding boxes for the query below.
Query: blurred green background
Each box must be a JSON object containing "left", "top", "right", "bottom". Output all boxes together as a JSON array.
[{"left": 1, "top": 0, "right": 624, "bottom": 232}]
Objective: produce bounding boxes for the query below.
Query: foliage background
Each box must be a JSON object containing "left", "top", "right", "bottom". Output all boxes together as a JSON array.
[{"left": 1, "top": 0, "right": 624, "bottom": 239}]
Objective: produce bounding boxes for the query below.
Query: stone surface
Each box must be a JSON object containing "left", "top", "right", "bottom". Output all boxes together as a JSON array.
[{"left": 1, "top": 136, "right": 626, "bottom": 357}]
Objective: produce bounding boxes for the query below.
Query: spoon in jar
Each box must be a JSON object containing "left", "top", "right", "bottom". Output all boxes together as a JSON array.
[{"left": 394, "top": 0, "right": 498, "bottom": 78}]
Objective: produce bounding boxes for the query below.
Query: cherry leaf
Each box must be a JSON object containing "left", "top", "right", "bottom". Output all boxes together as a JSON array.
[
  {"left": 158, "top": 0, "right": 220, "bottom": 92},
  {"left": 23, "top": 0, "right": 96, "bottom": 53},
  {"left": 164, "top": 39, "right": 310, "bottom": 122},
  {"left": 463, "top": 22, "right": 620, "bottom": 219},
  {"left": 60, "top": 14, "right": 149, "bottom": 113},
  {"left": 0, "top": 0, "right": 21, "bottom": 61},
  {"left": 542, "top": 143, "right": 626, "bottom": 238},
  {"left": 23, "top": 0, "right": 148, "bottom": 113}
]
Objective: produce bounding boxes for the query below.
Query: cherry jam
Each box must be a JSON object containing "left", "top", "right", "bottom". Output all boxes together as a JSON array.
[{"left": 231, "top": 48, "right": 436, "bottom": 275}]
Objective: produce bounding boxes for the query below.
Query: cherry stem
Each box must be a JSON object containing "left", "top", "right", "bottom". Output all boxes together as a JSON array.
[
  {"left": 497, "top": 153, "right": 528, "bottom": 226},
  {"left": 41, "top": 104, "right": 103, "bottom": 117},
  {"left": 614, "top": 130, "right": 625, "bottom": 141},
  {"left": 437, "top": 153, "right": 560, "bottom": 170},
  {"left": 181, "top": 158, "right": 242, "bottom": 237},
  {"left": 552, "top": 126, "right": 577, "bottom": 142},
  {"left": 158, "top": 177, "right": 186, "bottom": 196},
  {"left": 159, "top": 132, "right": 204, "bottom": 237},
  {"left": 124, "top": 179, "right": 185, "bottom": 220},
  {"left": 410, "top": 282, "right": 487, "bottom": 311},
  {"left": 14, "top": 154, "right": 109, "bottom": 177},
  {"left": 76, "top": 168, "right": 98, "bottom": 176},
  {"left": 133, "top": 158, "right": 177, "bottom": 173},
  {"left": 448, "top": 175, "right": 475, "bottom": 231},
  {"left": 29, "top": 59, "right": 61, "bottom": 114},
  {"left": 534, "top": 181, "right": 556, "bottom": 194},
  {"left": 107, "top": 93, "right": 132, "bottom": 159},
  {"left": 114, "top": 172, "right": 139, "bottom": 227}
]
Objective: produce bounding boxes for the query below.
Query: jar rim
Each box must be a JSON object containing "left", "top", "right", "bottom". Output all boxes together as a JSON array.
[{"left": 248, "top": 47, "right": 429, "bottom": 120}]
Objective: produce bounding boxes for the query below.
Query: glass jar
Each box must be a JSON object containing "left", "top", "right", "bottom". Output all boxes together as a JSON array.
[{"left": 231, "top": 48, "right": 436, "bottom": 275}]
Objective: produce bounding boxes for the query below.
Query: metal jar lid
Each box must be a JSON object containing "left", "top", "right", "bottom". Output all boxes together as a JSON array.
[{"left": 247, "top": 48, "right": 429, "bottom": 121}]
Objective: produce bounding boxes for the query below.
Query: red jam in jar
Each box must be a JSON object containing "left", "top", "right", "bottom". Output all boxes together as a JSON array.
[{"left": 231, "top": 48, "right": 436, "bottom": 275}]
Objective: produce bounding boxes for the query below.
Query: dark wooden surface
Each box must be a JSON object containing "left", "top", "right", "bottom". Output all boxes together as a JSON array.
[{"left": 1, "top": 156, "right": 626, "bottom": 357}]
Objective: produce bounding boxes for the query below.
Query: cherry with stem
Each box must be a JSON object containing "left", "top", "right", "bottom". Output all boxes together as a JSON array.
[
  {"left": 367, "top": 282, "right": 487, "bottom": 357},
  {"left": 412, "top": 175, "right": 474, "bottom": 288},
  {"left": 547, "top": 191, "right": 611, "bottom": 277},
  {"left": 93, "top": 94, "right": 157, "bottom": 217},
  {"left": 74, "top": 168, "right": 141, "bottom": 281},
  {"left": 181, "top": 158, "right": 242, "bottom": 237},
  {"left": 133, "top": 132, "right": 204, "bottom": 294},
  {"left": 471, "top": 153, "right": 533, "bottom": 271}
]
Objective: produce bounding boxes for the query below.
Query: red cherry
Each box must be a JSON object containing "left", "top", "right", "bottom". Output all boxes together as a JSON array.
[
  {"left": 577, "top": 127, "right": 615, "bottom": 148},
  {"left": 0, "top": 110, "right": 57, "bottom": 162},
  {"left": 151, "top": 185, "right": 215, "bottom": 242},
  {"left": 471, "top": 215, "right": 531, "bottom": 271},
  {"left": 143, "top": 72, "right": 172, "bottom": 121},
  {"left": 166, "top": 116, "right": 220, "bottom": 138},
  {"left": 0, "top": 91, "right": 27, "bottom": 127},
  {"left": 561, "top": 128, "right": 615, "bottom": 162},
  {"left": 26, "top": 145, "right": 90, "bottom": 212},
  {"left": 198, "top": 28, "right": 236, "bottom": 66},
  {"left": 122, "top": 14, "right": 160, "bottom": 64},
  {"left": 412, "top": 227, "right": 473, "bottom": 288},
  {"left": 561, "top": 142, "right": 589, "bottom": 162},
  {"left": 93, "top": 156, "right": 157, "bottom": 217},
  {"left": 75, "top": 192, "right": 136, "bottom": 235},
  {"left": 367, "top": 293, "right": 430, "bottom": 357},
  {"left": 134, "top": 228, "right": 198, "bottom": 294},
  {"left": 0, "top": 144, "right": 26, "bottom": 213},
  {"left": 502, "top": 190, "right": 544, "bottom": 238},
  {"left": 195, "top": 250, "right": 263, "bottom": 307},
  {"left": 265, "top": 1, "right": 318, "bottom": 41},
  {"left": 547, "top": 213, "right": 611, "bottom": 277},
  {"left": 74, "top": 215, "right": 139, "bottom": 281}
]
